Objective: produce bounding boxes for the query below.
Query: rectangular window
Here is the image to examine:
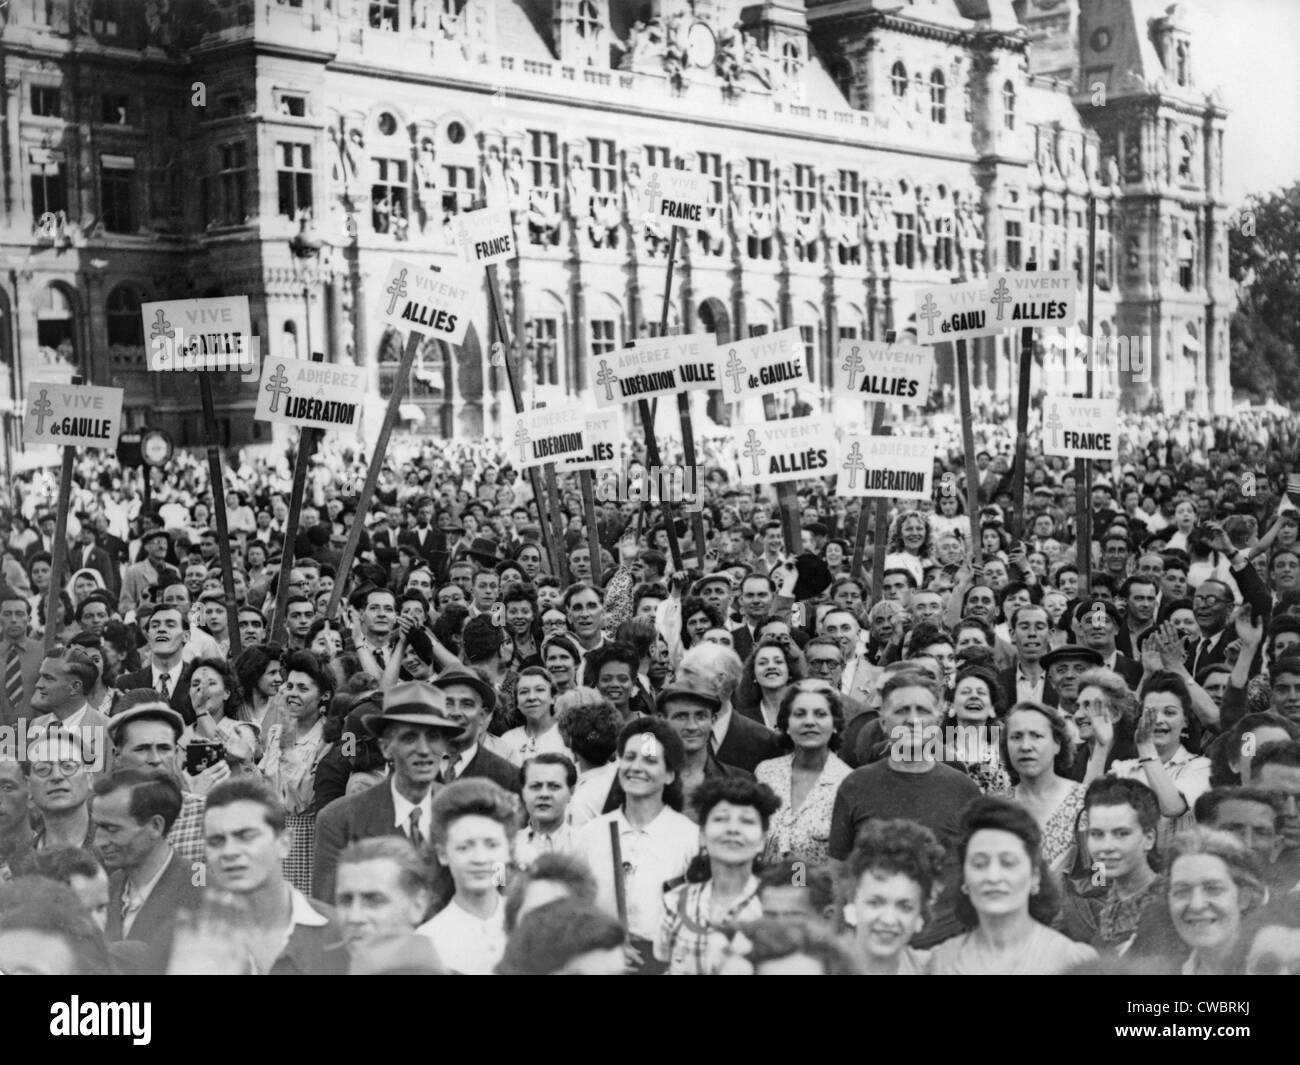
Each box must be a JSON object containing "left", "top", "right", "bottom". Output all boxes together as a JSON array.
[
  {"left": 1005, "top": 219, "right": 1023, "bottom": 269},
  {"left": 837, "top": 169, "right": 861, "bottom": 265},
  {"left": 590, "top": 319, "right": 616, "bottom": 357},
  {"left": 440, "top": 165, "right": 475, "bottom": 217},
  {"left": 276, "top": 142, "right": 313, "bottom": 219},
  {"left": 793, "top": 164, "right": 817, "bottom": 263},
  {"left": 277, "top": 93, "right": 307, "bottom": 118},
  {"left": 935, "top": 217, "right": 954, "bottom": 271},
  {"left": 31, "top": 164, "right": 66, "bottom": 217},
  {"left": 371, "top": 157, "right": 409, "bottom": 233},
  {"left": 91, "top": 0, "right": 121, "bottom": 37},
  {"left": 529, "top": 317, "right": 559, "bottom": 387},
  {"left": 746, "top": 157, "right": 772, "bottom": 260},
  {"left": 31, "top": 86, "right": 61, "bottom": 118},
  {"left": 588, "top": 138, "right": 618, "bottom": 194},
  {"left": 526, "top": 130, "right": 560, "bottom": 247},
  {"left": 217, "top": 142, "right": 248, "bottom": 226},
  {"left": 101, "top": 94, "right": 130, "bottom": 124},
  {"left": 644, "top": 145, "right": 671, "bottom": 170},
  {"left": 894, "top": 211, "right": 915, "bottom": 268},
  {"left": 369, "top": 0, "right": 399, "bottom": 30},
  {"left": 100, "top": 160, "right": 135, "bottom": 233},
  {"left": 799, "top": 324, "right": 816, "bottom": 383},
  {"left": 697, "top": 151, "right": 723, "bottom": 256}
]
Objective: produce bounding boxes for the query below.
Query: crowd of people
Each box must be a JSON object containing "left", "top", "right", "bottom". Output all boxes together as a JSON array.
[{"left": 1, "top": 400, "right": 1300, "bottom": 976}]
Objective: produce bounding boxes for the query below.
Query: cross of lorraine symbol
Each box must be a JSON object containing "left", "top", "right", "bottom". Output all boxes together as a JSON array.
[
  {"left": 265, "top": 363, "right": 291, "bottom": 413},
  {"left": 842, "top": 442, "right": 865, "bottom": 489},
  {"left": 990, "top": 277, "right": 1012, "bottom": 321},
  {"left": 595, "top": 359, "right": 618, "bottom": 402},
  {"left": 742, "top": 429, "right": 767, "bottom": 478},
  {"left": 1045, "top": 402, "right": 1062, "bottom": 448},
  {"left": 918, "top": 294, "right": 941, "bottom": 336},
  {"left": 842, "top": 345, "right": 864, "bottom": 391},
  {"left": 725, "top": 350, "right": 745, "bottom": 395},
  {"left": 149, "top": 309, "right": 174, "bottom": 341},
  {"left": 29, "top": 389, "right": 53, "bottom": 435},
  {"left": 514, "top": 422, "right": 531, "bottom": 466},
  {"left": 385, "top": 269, "right": 409, "bottom": 315},
  {"left": 645, "top": 171, "right": 663, "bottom": 214}
]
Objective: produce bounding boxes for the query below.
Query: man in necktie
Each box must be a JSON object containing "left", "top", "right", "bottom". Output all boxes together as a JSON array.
[
  {"left": 312, "top": 681, "right": 460, "bottom": 904},
  {"left": 0, "top": 593, "right": 41, "bottom": 729}
]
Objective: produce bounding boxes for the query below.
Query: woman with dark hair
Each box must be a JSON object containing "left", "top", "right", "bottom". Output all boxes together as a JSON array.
[
  {"left": 501, "top": 667, "right": 570, "bottom": 765},
  {"left": 183, "top": 656, "right": 260, "bottom": 770},
  {"left": 754, "top": 680, "right": 849, "bottom": 867},
  {"left": 654, "top": 776, "right": 780, "bottom": 975},
  {"left": 573, "top": 717, "right": 698, "bottom": 974},
  {"left": 501, "top": 581, "right": 541, "bottom": 668},
  {"left": 541, "top": 632, "right": 582, "bottom": 696},
  {"left": 734, "top": 636, "right": 805, "bottom": 730},
  {"left": 1207, "top": 712, "right": 1298, "bottom": 787},
  {"left": 1166, "top": 828, "right": 1267, "bottom": 975},
  {"left": 100, "top": 618, "right": 142, "bottom": 677},
  {"left": 930, "top": 797, "right": 1098, "bottom": 974},
  {"left": 946, "top": 664, "right": 1012, "bottom": 796},
  {"left": 25, "top": 551, "right": 52, "bottom": 617},
  {"left": 257, "top": 649, "right": 335, "bottom": 895},
  {"left": 841, "top": 819, "right": 947, "bottom": 975},
  {"left": 233, "top": 642, "right": 285, "bottom": 735},
  {"left": 1157, "top": 597, "right": 1199, "bottom": 642},
  {"left": 36, "top": 588, "right": 76, "bottom": 643},
  {"left": 1003, "top": 700, "right": 1086, "bottom": 874},
  {"left": 822, "top": 537, "right": 850, "bottom": 578}
]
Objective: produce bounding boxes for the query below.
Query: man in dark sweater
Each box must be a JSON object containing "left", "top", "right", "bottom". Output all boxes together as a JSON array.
[{"left": 828, "top": 670, "right": 980, "bottom": 948}]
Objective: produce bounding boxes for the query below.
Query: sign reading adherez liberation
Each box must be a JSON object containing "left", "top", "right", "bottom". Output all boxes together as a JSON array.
[
  {"left": 254, "top": 357, "right": 364, "bottom": 433},
  {"left": 588, "top": 336, "right": 714, "bottom": 408},
  {"left": 377, "top": 259, "right": 474, "bottom": 344},
  {"left": 837, "top": 433, "right": 934, "bottom": 499},
  {"left": 730, "top": 416, "right": 835, "bottom": 486},
  {"left": 507, "top": 405, "right": 589, "bottom": 470}
]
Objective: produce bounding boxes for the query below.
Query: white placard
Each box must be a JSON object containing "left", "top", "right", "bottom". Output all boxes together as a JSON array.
[
  {"left": 254, "top": 356, "right": 365, "bottom": 433},
  {"left": 730, "top": 416, "right": 835, "bottom": 486},
  {"left": 837, "top": 433, "right": 934, "bottom": 499},
  {"left": 914, "top": 282, "right": 1002, "bottom": 345},
  {"left": 562, "top": 408, "right": 623, "bottom": 472},
  {"left": 1042, "top": 395, "right": 1119, "bottom": 461},
  {"left": 714, "top": 328, "right": 808, "bottom": 401},
  {"left": 377, "top": 259, "right": 474, "bottom": 344},
  {"left": 588, "top": 341, "right": 682, "bottom": 407},
  {"left": 988, "top": 270, "right": 1077, "bottom": 328},
  {"left": 453, "top": 204, "right": 518, "bottom": 266},
  {"left": 23, "top": 381, "right": 124, "bottom": 450},
  {"left": 506, "top": 405, "right": 589, "bottom": 470},
  {"left": 834, "top": 340, "right": 935, "bottom": 405},
  {"left": 642, "top": 166, "right": 714, "bottom": 230},
  {"left": 142, "top": 296, "right": 254, "bottom": 372}
]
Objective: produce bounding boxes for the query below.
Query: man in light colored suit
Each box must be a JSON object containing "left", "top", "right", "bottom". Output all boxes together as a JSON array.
[
  {"left": 0, "top": 593, "right": 43, "bottom": 729},
  {"left": 27, "top": 645, "right": 111, "bottom": 776}
]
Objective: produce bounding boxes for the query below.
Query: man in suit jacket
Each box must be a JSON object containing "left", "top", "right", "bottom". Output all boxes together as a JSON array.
[
  {"left": 0, "top": 593, "right": 43, "bottom": 729},
  {"left": 119, "top": 529, "right": 179, "bottom": 615},
  {"left": 24, "top": 511, "right": 72, "bottom": 572},
  {"left": 72, "top": 522, "right": 119, "bottom": 596},
  {"left": 431, "top": 665, "right": 521, "bottom": 792},
  {"left": 1185, "top": 548, "right": 1273, "bottom": 676},
  {"left": 398, "top": 499, "right": 446, "bottom": 568},
  {"left": 27, "top": 645, "right": 113, "bottom": 773},
  {"left": 114, "top": 605, "right": 197, "bottom": 724},
  {"left": 672, "top": 641, "right": 782, "bottom": 774},
  {"left": 95, "top": 769, "right": 202, "bottom": 969},
  {"left": 313, "top": 680, "right": 462, "bottom": 904}
]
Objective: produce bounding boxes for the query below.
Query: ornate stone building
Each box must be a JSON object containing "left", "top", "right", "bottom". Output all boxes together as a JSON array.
[{"left": 0, "top": 0, "right": 1231, "bottom": 450}]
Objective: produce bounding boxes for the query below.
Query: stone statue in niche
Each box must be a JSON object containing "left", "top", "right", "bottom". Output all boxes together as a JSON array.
[
  {"left": 776, "top": 175, "right": 797, "bottom": 243},
  {"left": 483, "top": 141, "right": 508, "bottom": 209},
  {"left": 622, "top": 18, "right": 665, "bottom": 72},
  {"left": 342, "top": 125, "right": 366, "bottom": 200},
  {"left": 338, "top": 276, "right": 357, "bottom": 365},
  {"left": 1106, "top": 155, "right": 1121, "bottom": 188},
  {"left": 505, "top": 143, "right": 529, "bottom": 225},
  {"left": 567, "top": 152, "right": 593, "bottom": 225},
  {"left": 414, "top": 136, "right": 439, "bottom": 230},
  {"left": 717, "top": 27, "right": 744, "bottom": 94},
  {"left": 729, "top": 169, "right": 749, "bottom": 239}
]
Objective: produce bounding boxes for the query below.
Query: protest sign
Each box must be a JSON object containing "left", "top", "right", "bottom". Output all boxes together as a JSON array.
[
  {"left": 254, "top": 357, "right": 365, "bottom": 433},
  {"left": 507, "top": 405, "right": 590, "bottom": 469},
  {"left": 642, "top": 166, "right": 714, "bottom": 230},
  {"left": 914, "top": 282, "right": 1002, "bottom": 345},
  {"left": 1042, "top": 395, "right": 1119, "bottom": 461},
  {"left": 377, "top": 259, "right": 475, "bottom": 344},
  {"left": 589, "top": 340, "right": 684, "bottom": 407},
  {"left": 23, "top": 381, "right": 124, "bottom": 450},
  {"left": 837, "top": 433, "right": 934, "bottom": 499},
  {"left": 142, "top": 296, "right": 254, "bottom": 372},
  {"left": 561, "top": 408, "right": 622, "bottom": 471},
  {"left": 730, "top": 416, "right": 835, "bottom": 486},
  {"left": 834, "top": 340, "right": 934, "bottom": 405},
  {"left": 715, "top": 328, "right": 808, "bottom": 401},
  {"left": 987, "top": 270, "right": 1077, "bottom": 328},
  {"left": 453, "top": 204, "right": 518, "bottom": 267}
]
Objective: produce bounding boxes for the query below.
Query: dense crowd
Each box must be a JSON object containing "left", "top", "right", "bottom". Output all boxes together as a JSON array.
[{"left": 1, "top": 402, "right": 1300, "bottom": 976}]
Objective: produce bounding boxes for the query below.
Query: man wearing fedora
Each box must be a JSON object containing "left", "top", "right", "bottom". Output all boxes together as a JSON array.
[
  {"left": 312, "top": 680, "right": 461, "bottom": 903},
  {"left": 119, "top": 528, "right": 179, "bottom": 615},
  {"left": 430, "top": 664, "right": 521, "bottom": 792}
]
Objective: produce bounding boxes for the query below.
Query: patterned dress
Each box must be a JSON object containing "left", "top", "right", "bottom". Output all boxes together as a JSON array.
[
  {"left": 755, "top": 753, "right": 852, "bottom": 868},
  {"left": 1015, "top": 781, "right": 1087, "bottom": 875},
  {"left": 259, "top": 717, "right": 330, "bottom": 895}
]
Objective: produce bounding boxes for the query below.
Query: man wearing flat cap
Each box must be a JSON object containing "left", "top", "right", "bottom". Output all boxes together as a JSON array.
[
  {"left": 429, "top": 664, "right": 521, "bottom": 792},
  {"left": 311, "top": 680, "right": 461, "bottom": 903},
  {"left": 119, "top": 528, "right": 179, "bottom": 615}
]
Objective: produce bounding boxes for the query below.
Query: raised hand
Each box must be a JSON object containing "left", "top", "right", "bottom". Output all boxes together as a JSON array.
[
  {"left": 1234, "top": 605, "right": 1263, "bottom": 648},
  {"left": 1089, "top": 703, "right": 1115, "bottom": 751}
]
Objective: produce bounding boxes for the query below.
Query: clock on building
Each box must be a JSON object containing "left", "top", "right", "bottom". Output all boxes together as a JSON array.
[
  {"left": 140, "top": 429, "right": 173, "bottom": 468},
  {"left": 686, "top": 21, "right": 716, "bottom": 69}
]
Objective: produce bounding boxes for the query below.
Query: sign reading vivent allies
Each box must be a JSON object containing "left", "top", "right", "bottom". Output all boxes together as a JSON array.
[
  {"left": 836, "top": 433, "right": 934, "bottom": 499},
  {"left": 987, "top": 270, "right": 1077, "bottom": 328},
  {"left": 506, "top": 405, "right": 589, "bottom": 470},
  {"left": 23, "top": 381, "right": 124, "bottom": 449},
  {"left": 1042, "top": 395, "right": 1119, "bottom": 461},
  {"left": 377, "top": 259, "right": 475, "bottom": 344},
  {"left": 834, "top": 340, "right": 935, "bottom": 405},
  {"left": 454, "top": 204, "right": 518, "bottom": 267},
  {"left": 561, "top": 409, "right": 623, "bottom": 472},
  {"left": 642, "top": 166, "right": 714, "bottom": 230},
  {"left": 729, "top": 416, "right": 835, "bottom": 486},
  {"left": 914, "top": 282, "right": 1002, "bottom": 345},
  {"left": 714, "top": 328, "right": 808, "bottom": 401},
  {"left": 254, "top": 356, "right": 365, "bottom": 433}
]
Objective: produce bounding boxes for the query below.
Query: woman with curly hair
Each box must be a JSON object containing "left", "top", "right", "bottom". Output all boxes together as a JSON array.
[
  {"left": 947, "top": 664, "right": 1013, "bottom": 796},
  {"left": 233, "top": 642, "right": 285, "bottom": 735},
  {"left": 884, "top": 509, "right": 934, "bottom": 586},
  {"left": 1166, "top": 828, "right": 1268, "bottom": 975},
  {"left": 842, "top": 819, "right": 947, "bottom": 975},
  {"left": 734, "top": 636, "right": 806, "bottom": 731},
  {"left": 1003, "top": 700, "right": 1087, "bottom": 874}
]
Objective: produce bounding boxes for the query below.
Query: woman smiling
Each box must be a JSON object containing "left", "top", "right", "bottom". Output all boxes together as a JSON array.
[
  {"left": 1166, "top": 828, "right": 1267, "bottom": 975},
  {"left": 735, "top": 637, "right": 805, "bottom": 731}
]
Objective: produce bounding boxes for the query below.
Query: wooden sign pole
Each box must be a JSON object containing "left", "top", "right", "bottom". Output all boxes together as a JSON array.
[
  {"left": 270, "top": 351, "right": 324, "bottom": 643},
  {"left": 849, "top": 401, "right": 885, "bottom": 583},
  {"left": 871, "top": 419, "right": 893, "bottom": 605},
  {"left": 198, "top": 375, "right": 242, "bottom": 659},
  {"left": 43, "top": 376, "right": 80, "bottom": 653},
  {"left": 484, "top": 264, "right": 566, "bottom": 585},
  {"left": 580, "top": 469, "right": 604, "bottom": 587},
  {"left": 955, "top": 339, "right": 982, "bottom": 557},
  {"left": 1010, "top": 261, "right": 1037, "bottom": 540},
  {"left": 542, "top": 461, "right": 570, "bottom": 586},
  {"left": 1077, "top": 195, "right": 1099, "bottom": 589},
  {"left": 760, "top": 393, "right": 803, "bottom": 558},
  {"left": 326, "top": 332, "right": 421, "bottom": 620}
]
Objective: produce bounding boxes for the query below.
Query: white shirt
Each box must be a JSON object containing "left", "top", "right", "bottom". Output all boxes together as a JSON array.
[
  {"left": 500, "top": 723, "right": 572, "bottom": 767},
  {"left": 573, "top": 806, "right": 699, "bottom": 941},
  {"left": 568, "top": 763, "right": 618, "bottom": 829},
  {"left": 390, "top": 777, "right": 433, "bottom": 843},
  {"left": 150, "top": 662, "right": 185, "bottom": 698},
  {"left": 1016, "top": 665, "right": 1045, "bottom": 704},
  {"left": 416, "top": 896, "right": 506, "bottom": 975},
  {"left": 121, "top": 849, "right": 174, "bottom": 937}
]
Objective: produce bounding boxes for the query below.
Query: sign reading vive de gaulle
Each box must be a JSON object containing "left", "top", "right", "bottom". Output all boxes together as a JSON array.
[
  {"left": 714, "top": 328, "right": 809, "bottom": 401},
  {"left": 914, "top": 282, "right": 1003, "bottom": 345},
  {"left": 836, "top": 433, "right": 934, "bottom": 499},
  {"left": 377, "top": 259, "right": 474, "bottom": 344},
  {"left": 254, "top": 356, "right": 365, "bottom": 433},
  {"left": 141, "top": 296, "right": 254, "bottom": 371},
  {"left": 23, "top": 381, "right": 124, "bottom": 450},
  {"left": 730, "top": 416, "right": 835, "bottom": 486},
  {"left": 833, "top": 340, "right": 935, "bottom": 405},
  {"left": 506, "top": 405, "right": 590, "bottom": 470}
]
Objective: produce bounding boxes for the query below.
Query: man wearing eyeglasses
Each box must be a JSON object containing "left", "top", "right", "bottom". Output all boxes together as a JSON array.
[
  {"left": 1186, "top": 524, "right": 1273, "bottom": 676},
  {"left": 26, "top": 734, "right": 96, "bottom": 851},
  {"left": 803, "top": 634, "right": 872, "bottom": 723}
]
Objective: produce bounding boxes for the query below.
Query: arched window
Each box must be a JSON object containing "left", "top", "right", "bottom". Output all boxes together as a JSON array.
[
  {"left": 1177, "top": 132, "right": 1194, "bottom": 182},
  {"left": 37, "top": 284, "right": 77, "bottom": 367},
  {"left": 105, "top": 285, "right": 143, "bottom": 347},
  {"left": 782, "top": 42, "right": 801, "bottom": 79},
  {"left": 576, "top": 0, "right": 598, "bottom": 38},
  {"left": 891, "top": 62, "right": 908, "bottom": 99},
  {"left": 929, "top": 70, "right": 946, "bottom": 124},
  {"left": 282, "top": 320, "right": 299, "bottom": 360},
  {"left": 1002, "top": 80, "right": 1016, "bottom": 130}
]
